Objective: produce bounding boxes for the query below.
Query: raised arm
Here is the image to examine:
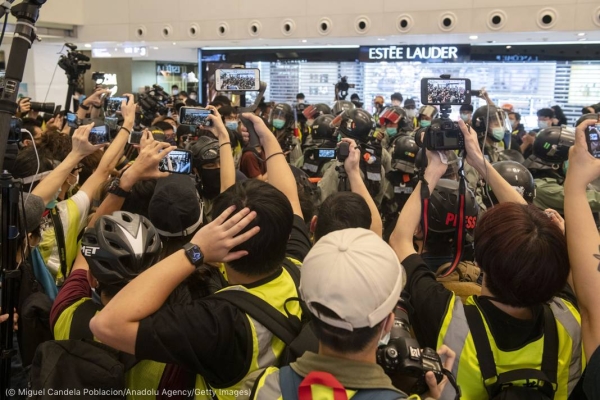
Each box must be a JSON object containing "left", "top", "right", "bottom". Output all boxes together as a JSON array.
[
  {"left": 342, "top": 138, "right": 382, "bottom": 237},
  {"left": 78, "top": 94, "right": 136, "bottom": 201},
  {"left": 564, "top": 118, "right": 600, "bottom": 361},
  {"left": 243, "top": 113, "right": 303, "bottom": 219},
  {"left": 31, "top": 124, "right": 102, "bottom": 205},
  {"left": 459, "top": 119, "right": 526, "bottom": 205},
  {"left": 205, "top": 106, "right": 236, "bottom": 192}
]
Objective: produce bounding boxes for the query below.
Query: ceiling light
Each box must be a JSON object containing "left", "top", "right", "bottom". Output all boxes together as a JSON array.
[
  {"left": 301, "top": 39, "right": 307, "bottom": 43},
  {"left": 172, "top": 42, "right": 177, "bottom": 45},
  {"left": 577, "top": 32, "right": 586, "bottom": 36},
  {"left": 579, "top": 38, "right": 587, "bottom": 41},
  {"left": 469, "top": 35, "right": 478, "bottom": 40},
  {"left": 377, "top": 38, "right": 386, "bottom": 41},
  {"left": 84, "top": 43, "right": 92, "bottom": 48},
  {"left": 506, "top": 45, "right": 512, "bottom": 49}
]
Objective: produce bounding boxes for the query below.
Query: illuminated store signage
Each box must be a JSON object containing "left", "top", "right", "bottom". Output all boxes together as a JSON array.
[{"left": 359, "top": 45, "right": 470, "bottom": 62}]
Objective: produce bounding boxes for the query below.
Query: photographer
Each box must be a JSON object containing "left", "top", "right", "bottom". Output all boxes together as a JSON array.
[
  {"left": 311, "top": 138, "right": 383, "bottom": 241},
  {"left": 564, "top": 119, "right": 600, "bottom": 399},
  {"left": 318, "top": 108, "right": 391, "bottom": 207},
  {"left": 251, "top": 228, "right": 455, "bottom": 400},
  {"left": 390, "top": 119, "right": 583, "bottom": 400},
  {"left": 90, "top": 112, "right": 312, "bottom": 400}
]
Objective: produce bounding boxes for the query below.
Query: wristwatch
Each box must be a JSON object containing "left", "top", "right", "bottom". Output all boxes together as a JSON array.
[
  {"left": 107, "top": 178, "right": 130, "bottom": 198},
  {"left": 183, "top": 243, "right": 204, "bottom": 267}
]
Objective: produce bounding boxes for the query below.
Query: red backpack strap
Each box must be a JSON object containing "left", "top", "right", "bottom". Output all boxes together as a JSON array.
[{"left": 298, "top": 371, "right": 349, "bottom": 400}]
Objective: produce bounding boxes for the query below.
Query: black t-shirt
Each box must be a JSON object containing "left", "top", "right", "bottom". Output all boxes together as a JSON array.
[
  {"left": 401, "top": 253, "right": 577, "bottom": 351},
  {"left": 135, "top": 215, "right": 311, "bottom": 387},
  {"left": 584, "top": 346, "right": 600, "bottom": 400}
]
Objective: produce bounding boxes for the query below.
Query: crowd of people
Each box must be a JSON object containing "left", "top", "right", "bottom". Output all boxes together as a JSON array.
[
  {"left": 426, "top": 82, "right": 467, "bottom": 104},
  {"left": 2, "top": 78, "right": 600, "bottom": 400},
  {"left": 217, "top": 72, "right": 257, "bottom": 91}
]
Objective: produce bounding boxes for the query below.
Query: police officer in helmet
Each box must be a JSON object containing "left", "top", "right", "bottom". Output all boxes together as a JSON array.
[
  {"left": 298, "top": 114, "right": 339, "bottom": 178},
  {"left": 479, "top": 161, "right": 536, "bottom": 211},
  {"left": 375, "top": 106, "right": 408, "bottom": 151},
  {"left": 269, "top": 102, "right": 302, "bottom": 165}
]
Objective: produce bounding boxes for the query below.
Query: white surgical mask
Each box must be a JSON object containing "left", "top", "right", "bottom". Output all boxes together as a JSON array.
[
  {"left": 538, "top": 120, "right": 550, "bottom": 130},
  {"left": 460, "top": 113, "right": 471, "bottom": 123},
  {"left": 172, "top": 89, "right": 179, "bottom": 95},
  {"left": 190, "top": 94, "right": 197, "bottom": 100},
  {"left": 510, "top": 120, "right": 518, "bottom": 129},
  {"left": 297, "top": 99, "right": 304, "bottom": 104},
  {"left": 378, "top": 329, "right": 391, "bottom": 347}
]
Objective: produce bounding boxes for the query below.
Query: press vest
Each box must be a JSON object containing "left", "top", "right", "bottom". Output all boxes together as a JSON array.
[
  {"left": 194, "top": 258, "right": 303, "bottom": 400},
  {"left": 54, "top": 298, "right": 167, "bottom": 399},
  {"left": 437, "top": 295, "right": 583, "bottom": 400}
]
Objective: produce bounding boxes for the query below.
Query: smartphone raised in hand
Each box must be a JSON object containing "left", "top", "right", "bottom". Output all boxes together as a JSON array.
[
  {"left": 179, "top": 107, "right": 213, "bottom": 127},
  {"left": 586, "top": 123, "right": 600, "bottom": 159},
  {"left": 128, "top": 131, "right": 143, "bottom": 145},
  {"left": 89, "top": 125, "right": 110, "bottom": 145},
  {"left": 239, "top": 115, "right": 260, "bottom": 149},
  {"left": 158, "top": 149, "right": 192, "bottom": 174}
]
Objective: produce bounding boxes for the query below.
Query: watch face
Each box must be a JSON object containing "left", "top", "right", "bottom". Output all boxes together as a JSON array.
[{"left": 189, "top": 246, "right": 203, "bottom": 263}]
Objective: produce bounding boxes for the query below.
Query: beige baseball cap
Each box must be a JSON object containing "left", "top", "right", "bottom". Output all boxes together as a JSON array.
[{"left": 299, "top": 228, "right": 405, "bottom": 332}]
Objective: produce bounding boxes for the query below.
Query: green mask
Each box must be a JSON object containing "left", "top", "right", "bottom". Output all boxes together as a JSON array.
[
  {"left": 420, "top": 120, "right": 431, "bottom": 128},
  {"left": 386, "top": 127, "right": 397, "bottom": 137}
]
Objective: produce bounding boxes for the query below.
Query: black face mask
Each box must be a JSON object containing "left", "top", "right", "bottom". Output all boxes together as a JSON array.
[{"left": 199, "top": 168, "right": 221, "bottom": 199}]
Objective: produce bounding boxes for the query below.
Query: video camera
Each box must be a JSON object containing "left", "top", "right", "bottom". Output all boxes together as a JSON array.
[
  {"left": 335, "top": 76, "right": 355, "bottom": 101},
  {"left": 30, "top": 101, "right": 54, "bottom": 114},
  {"left": 58, "top": 43, "right": 91, "bottom": 84},
  {"left": 377, "top": 298, "right": 444, "bottom": 395},
  {"left": 138, "top": 84, "right": 170, "bottom": 119},
  {"left": 418, "top": 76, "right": 474, "bottom": 151}
]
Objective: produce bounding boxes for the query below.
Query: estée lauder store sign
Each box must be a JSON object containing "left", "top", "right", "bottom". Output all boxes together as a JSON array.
[{"left": 359, "top": 45, "right": 470, "bottom": 62}]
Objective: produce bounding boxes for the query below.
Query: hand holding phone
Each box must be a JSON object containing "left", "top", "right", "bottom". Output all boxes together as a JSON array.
[
  {"left": 586, "top": 122, "right": 600, "bottom": 159},
  {"left": 89, "top": 124, "right": 110, "bottom": 145},
  {"left": 158, "top": 149, "right": 192, "bottom": 174},
  {"left": 128, "top": 131, "right": 143, "bottom": 145},
  {"left": 239, "top": 115, "right": 261, "bottom": 149},
  {"left": 179, "top": 107, "right": 213, "bottom": 128}
]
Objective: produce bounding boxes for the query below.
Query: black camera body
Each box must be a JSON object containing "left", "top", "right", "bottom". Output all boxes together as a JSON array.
[
  {"left": 58, "top": 44, "right": 91, "bottom": 84},
  {"left": 336, "top": 141, "right": 351, "bottom": 162},
  {"left": 377, "top": 299, "right": 444, "bottom": 395},
  {"left": 423, "top": 117, "right": 464, "bottom": 151},
  {"left": 30, "top": 102, "right": 55, "bottom": 114}
]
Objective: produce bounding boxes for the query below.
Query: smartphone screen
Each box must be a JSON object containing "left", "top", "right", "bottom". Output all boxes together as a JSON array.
[
  {"left": 158, "top": 149, "right": 192, "bottom": 174},
  {"left": 318, "top": 149, "right": 336, "bottom": 159},
  {"left": 89, "top": 125, "right": 109, "bottom": 145},
  {"left": 106, "top": 97, "right": 126, "bottom": 114},
  {"left": 421, "top": 78, "right": 471, "bottom": 106},
  {"left": 66, "top": 113, "right": 79, "bottom": 128},
  {"left": 587, "top": 124, "right": 600, "bottom": 159},
  {"left": 179, "top": 107, "right": 212, "bottom": 127},
  {"left": 128, "top": 131, "right": 143, "bottom": 145},
  {"left": 215, "top": 68, "right": 260, "bottom": 91},
  {"left": 105, "top": 116, "right": 118, "bottom": 130}
]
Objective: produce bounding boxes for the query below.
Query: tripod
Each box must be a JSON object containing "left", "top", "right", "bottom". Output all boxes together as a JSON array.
[
  {"left": 0, "top": 1, "right": 46, "bottom": 398},
  {"left": 336, "top": 164, "right": 350, "bottom": 193}
]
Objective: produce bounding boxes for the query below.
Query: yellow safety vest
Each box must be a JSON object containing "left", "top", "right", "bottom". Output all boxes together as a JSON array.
[
  {"left": 437, "top": 295, "right": 584, "bottom": 400},
  {"left": 54, "top": 298, "right": 166, "bottom": 399},
  {"left": 194, "top": 258, "right": 303, "bottom": 400}
]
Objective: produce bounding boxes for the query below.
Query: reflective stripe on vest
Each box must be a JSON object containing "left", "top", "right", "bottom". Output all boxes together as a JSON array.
[
  {"left": 439, "top": 295, "right": 582, "bottom": 400},
  {"left": 252, "top": 367, "right": 283, "bottom": 400},
  {"left": 195, "top": 260, "right": 303, "bottom": 400}
]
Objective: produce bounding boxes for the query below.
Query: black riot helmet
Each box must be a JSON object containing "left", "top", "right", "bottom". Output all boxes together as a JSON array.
[
  {"left": 497, "top": 149, "right": 526, "bottom": 164},
  {"left": 310, "top": 114, "right": 336, "bottom": 141},
  {"left": 303, "top": 103, "right": 332, "bottom": 121},
  {"left": 428, "top": 179, "right": 479, "bottom": 234},
  {"left": 531, "top": 126, "right": 574, "bottom": 165},
  {"left": 486, "top": 161, "right": 536, "bottom": 205},
  {"left": 269, "top": 103, "right": 294, "bottom": 129},
  {"left": 81, "top": 212, "right": 162, "bottom": 292},
  {"left": 576, "top": 113, "right": 599, "bottom": 127},
  {"left": 190, "top": 136, "right": 220, "bottom": 171},
  {"left": 391, "top": 135, "right": 419, "bottom": 174},
  {"left": 334, "top": 108, "right": 376, "bottom": 143},
  {"left": 332, "top": 100, "right": 356, "bottom": 116},
  {"left": 472, "top": 105, "right": 512, "bottom": 141}
]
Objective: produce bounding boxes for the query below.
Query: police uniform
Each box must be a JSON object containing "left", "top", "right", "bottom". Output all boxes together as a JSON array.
[
  {"left": 534, "top": 177, "right": 600, "bottom": 215},
  {"left": 464, "top": 143, "right": 501, "bottom": 192}
]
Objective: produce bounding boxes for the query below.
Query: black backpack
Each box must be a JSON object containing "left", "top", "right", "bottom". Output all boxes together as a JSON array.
[
  {"left": 29, "top": 300, "right": 138, "bottom": 400},
  {"left": 464, "top": 304, "right": 558, "bottom": 400},
  {"left": 213, "top": 259, "right": 318, "bottom": 367}
]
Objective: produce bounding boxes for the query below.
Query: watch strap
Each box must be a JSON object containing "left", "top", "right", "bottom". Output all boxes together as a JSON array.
[{"left": 107, "top": 179, "right": 130, "bottom": 198}]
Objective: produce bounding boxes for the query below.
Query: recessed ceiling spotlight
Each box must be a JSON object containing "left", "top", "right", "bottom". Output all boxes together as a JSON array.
[
  {"left": 172, "top": 42, "right": 177, "bottom": 45},
  {"left": 577, "top": 32, "right": 586, "bottom": 36},
  {"left": 506, "top": 45, "right": 512, "bottom": 49},
  {"left": 579, "top": 38, "right": 587, "bottom": 41},
  {"left": 84, "top": 43, "right": 92, "bottom": 48},
  {"left": 469, "top": 35, "right": 478, "bottom": 40},
  {"left": 301, "top": 39, "right": 307, "bottom": 43}
]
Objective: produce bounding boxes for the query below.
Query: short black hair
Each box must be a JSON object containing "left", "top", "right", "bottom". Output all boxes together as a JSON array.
[
  {"left": 296, "top": 93, "right": 305, "bottom": 100},
  {"left": 350, "top": 93, "right": 360, "bottom": 100},
  {"left": 219, "top": 105, "right": 237, "bottom": 119},
  {"left": 536, "top": 108, "right": 554, "bottom": 119},
  {"left": 212, "top": 95, "right": 232, "bottom": 107},
  {"left": 459, "top": 104, "right": 473, "bottom": 113},
  {"left": 154, "top": 121, "right": 174, "bottom": 132},
  {"left": 171, "top": 85, "right": 179, "bottom": 89},
  {"left": 391, "top": 92, "right": 403, "bottom": 102},
  {"left": 211, "top": 180, "right": 294, "bottom": 276},
  {"left": 179, "top": 91, "right": 189, "bottom": 97},
  {"left": 474, "top": 203, "right": 569, "bottom": 307},
  {"left": 315, "top": 192, "right": 371, "bottom": 242},
  {"left": 311, "top": 303, "right": 383, "bottom": 354},
  {"left": 509, "top": 112, "right": 521, "bottom": 121}
]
